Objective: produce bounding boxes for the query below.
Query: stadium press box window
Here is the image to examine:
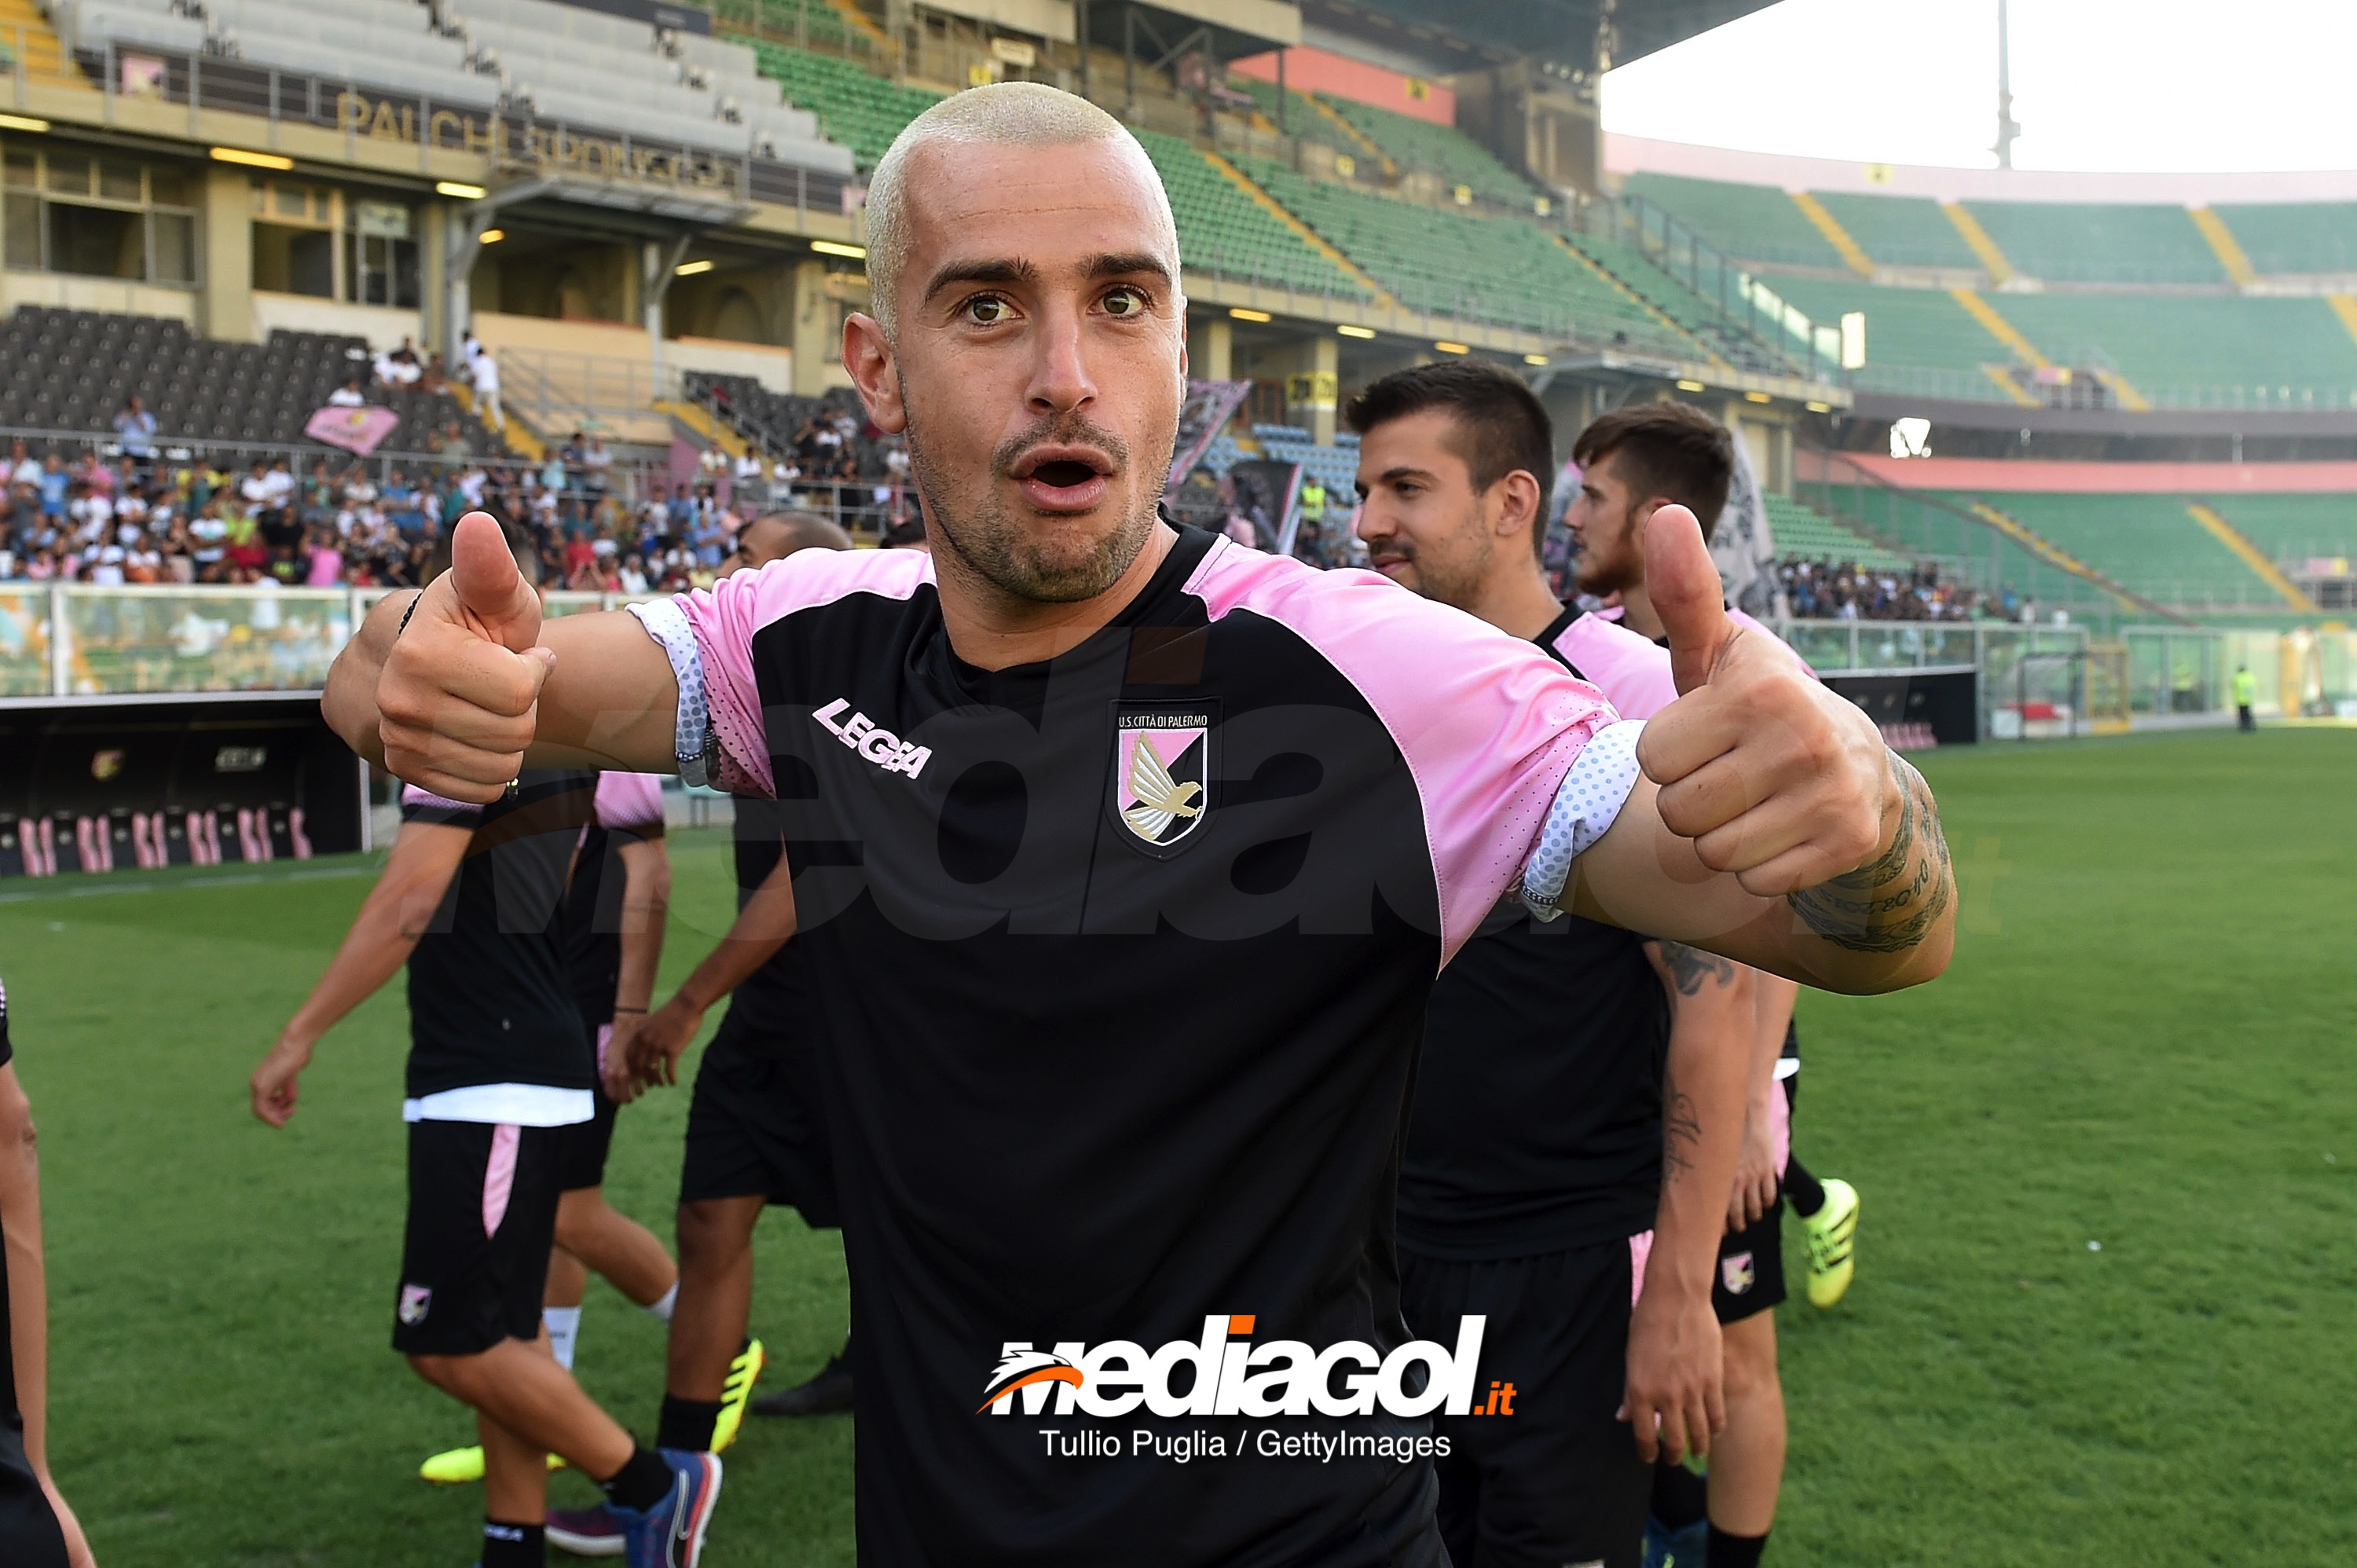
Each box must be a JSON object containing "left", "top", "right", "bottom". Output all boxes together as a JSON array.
[
  {"left": 245, "top": 181, "right": 418, "bottom": 308},
  {"left": 1, "top": 145, "right": 196, "bottom": 285}
]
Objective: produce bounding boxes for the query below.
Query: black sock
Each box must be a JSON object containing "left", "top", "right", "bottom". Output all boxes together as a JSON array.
[
  {"left": 657, "top": 1394, "right": 724, "bottom": 1453},
  {"left": 1649, "top": 1458, "right": 1708, "bottom": 1531},
  {"left": 1708, "top": 1524, "right": 1769, "bottom": 1567},
  {"left": 1783, "top": 1156, "right": 1827, "bottom": 1218},
  {"left": 599, "top": 1444, "right": 675, "bottom": 1513},
  {"left": 481, "top": 1519, "right": 544, "bottom": 1568}
]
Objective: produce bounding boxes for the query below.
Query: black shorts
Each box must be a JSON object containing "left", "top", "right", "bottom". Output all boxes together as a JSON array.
[
  {"left": 1399, "top": 1238, "right": 1649, "bottom": 1568},
  {"left": 1714, "top": 1076, "right": 1798, "bottom": 1325},
  {"left": 555, "top": 1086, "right": 620, "bottom": 1192},
  {"left": 393, "top": 1119, "right": 565, "bottom": 1357},
  {"left": 0, "top": 1422, "right": 66, "bottom": 1568},
  {"left": 677, "top": 1006, "right": 838, "bottom": 1228}
]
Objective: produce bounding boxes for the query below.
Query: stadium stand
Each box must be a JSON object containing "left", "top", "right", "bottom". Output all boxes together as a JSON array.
[
  {"left": 1563, "top": 229, "right": 1790, "bottom": 373},
  {"left": 1765, "top": 278, "right": 2007, "bottom": 381},
  {"left": 0, "top": 306, "right": 505, "bottom": 452},
  {"left": 1249, "top": 423, "right": 1359, "bottom": 495},
  {"left": 1809, "top": 191, "right": 1981, "bottom": 270},
  {"left": 1990, "top": 294, "right": 2357, "bottom": 401},
  {"left": 2205, "top": 493, "right": 2357, "bottom": 564},
  {"left": 744, "top": 38, "right": 942, "bottom": 170},
  {"left": 1237, "top": 155, "right": 1696, "bottom": 352},
  {"left": 1956, "top": 200, "right": 2227, "bottom": 285},
  {"left": 2209, "top": 202, "right": 2357, "bottom": 277},
  {"left": 709, "top": 0, "right": 874, "bottom": 57},
  {"left": 1764, "top": 492, "right": 1911, "bottom": 570},
  {"left": 1307, "top": 91, "right": 1536, "bottom": 209},
  {"left": 1930, "top": 490, "right": 2259, "bottom": 604},
  {"left": 1132, "top": 130, "right": 1372, "bottom": 299},
  {"left": 1618, "top": 172, "right": 1846, "bottom": 269},
  {"left": 55, "top": 0, "right": 856, "bottom": 165}
]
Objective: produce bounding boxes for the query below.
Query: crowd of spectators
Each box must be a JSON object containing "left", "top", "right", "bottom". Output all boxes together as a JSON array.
[
  {"left": 1773, "top": 557, "right": 2002, "bottom": 621},
  {"left": 0, "top": 408, "right": 924, "bottom": 594}
]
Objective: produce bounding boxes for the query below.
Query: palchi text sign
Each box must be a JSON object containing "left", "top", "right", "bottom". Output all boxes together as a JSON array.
[{"left": 331, "top": 90, "right": 742, "bottom": 192}]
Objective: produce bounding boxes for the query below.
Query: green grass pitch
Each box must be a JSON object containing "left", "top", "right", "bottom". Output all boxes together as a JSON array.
[{"left": 2, "top": 728, "right": 2352, "bottom": 1565}]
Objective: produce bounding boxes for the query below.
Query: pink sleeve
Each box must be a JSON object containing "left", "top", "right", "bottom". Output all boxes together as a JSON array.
[
  {"left": 595, "top": 771, "right": 666, "bottom": 833},
  {"left": 1551, "top": 614, "right": 1681, "bottom": 721},
  {"left": 1186, "top": 539, "right": 1617, "bottom": 964},
  {"left": 673, "top": 549, "right": 936, "bottom": 798}
]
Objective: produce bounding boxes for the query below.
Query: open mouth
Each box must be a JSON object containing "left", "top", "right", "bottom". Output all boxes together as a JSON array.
[
  {"left": 1032, "top": 459, "right": 1097, "bottom": 488},
  {"left": 1011, "top": 446, "right": 1114, "bottom": 512}
]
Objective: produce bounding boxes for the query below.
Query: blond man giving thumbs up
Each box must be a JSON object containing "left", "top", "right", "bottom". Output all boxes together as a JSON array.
[{"left": 312, "top": 81, "right": 1948, "bottom": 1567}]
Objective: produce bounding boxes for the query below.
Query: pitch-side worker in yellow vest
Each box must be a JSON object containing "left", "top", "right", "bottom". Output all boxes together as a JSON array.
[
  {"left": 2234, "top": 665, "right": 2257, "bottom": 731},
  {"left": 320, "top": 82, "right": 1956, "bottom": 1568}
]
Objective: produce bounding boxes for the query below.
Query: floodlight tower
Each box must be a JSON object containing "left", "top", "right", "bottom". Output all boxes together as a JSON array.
[{"left": 1992, "top": 0, "right": 2022, "bottom": 169}]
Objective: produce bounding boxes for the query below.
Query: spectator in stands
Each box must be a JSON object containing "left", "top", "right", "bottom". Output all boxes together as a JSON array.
[
  {"left": 471, "top": 349, "right": 502, "bottom": 430},
  {"left": 188, "top": 501, "right": 228, "bottom": 580},
  {"left": 299, "top": 462, "right": 335, "bottom": 529},
  {"left": 438, "top": 421, "right": 474, "bottom": 462},
  {"left": 581, "top": 433, "right": 614, "bottom": 499},
  {"left": 5, "top": 441, "right": 35, "bottom": 490},
  {"left": 112, "top": 395, "right": 156, "bottom": 461},
  {"left": 34, "top": 456, "right": 66, "bottom": 524},
  {"left": 328, "top": 377, "right": 366, "bottom": 408}
]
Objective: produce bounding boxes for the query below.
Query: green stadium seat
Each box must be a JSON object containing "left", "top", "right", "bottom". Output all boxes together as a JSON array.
[
  {"left": 1307, "top": 92, "right": 1534, "bottom": 210},
  {"left": 1763, "top": 493, "right": 1912, "bottom": 570},
  {"left": 2209, "top": 203, "right": 2357, "bottom": 277},
  {"left": 2204, "top": 495, "right": 2357, "bottom": 566},
  {"left": 1959, "top": 200, "right": 2226, "bottom": 285},
  {"left": 1619, "top": 172, "right": 1843, "bottom": 269},
  {"left": 744, "top": 41, "right": 944, "bottom": 171},
  {"left": 1809, "top": 191, "right": 1978, "bottom": 269},
  {"left": 1130, "top": 130, "right": 1369, "bottom": 301},
  {"left": 1991, "top": 295, "right": 2357, "bottom": 405},
  {"left": 1934, "top": 491, "right": 2261, "bottom": 606},
  {"left": 1237, "top": 155, "right": 1691, "bottom": 351},
  {"left": 1764, "top": 278, "right": 2005, "bottom": 394}
]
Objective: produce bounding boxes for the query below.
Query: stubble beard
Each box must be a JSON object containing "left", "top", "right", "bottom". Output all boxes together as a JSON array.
[
  {"left": 904, "top": 399, "right": 1170, "bottom": 606},
  {"left": 1572, "top": 501, "right": 1644, "bottom": 599}
]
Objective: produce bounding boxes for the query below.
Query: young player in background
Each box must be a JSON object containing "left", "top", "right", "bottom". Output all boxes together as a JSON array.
[
  {"left": 252, "top": 524, "right": 723, "bottom": 1568},
  {"left": 0, "top": 979, "right": 93, "bottom": 1568},
  {"left": 419, "top": 768, "right": 695, "bottom": 1486},
  {"left": 1564, "top": 402, "right": 1863, "bottom": 1568},
  {"left": 1351, "top": 360, "right": 1754, "bottom": 1568}
]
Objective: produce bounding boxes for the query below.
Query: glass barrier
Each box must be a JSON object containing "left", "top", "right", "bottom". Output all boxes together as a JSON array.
[
  {"left": 0, "top": 587, "right": 52, "bottom": 698},
  {"left": 57, "top": 587, "right": 352, "bottom": 696}
]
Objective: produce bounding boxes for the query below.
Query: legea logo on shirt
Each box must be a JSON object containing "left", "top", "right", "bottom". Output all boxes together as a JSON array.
[
  {"left": 978, "top": 1313, "right": 1490, "bottom": 1420},
  {"left": 812, "top": 698, "right": 932, "bottom": 778}
]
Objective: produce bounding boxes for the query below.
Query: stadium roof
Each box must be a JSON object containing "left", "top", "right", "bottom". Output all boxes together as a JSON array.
[{"left": 1296, "top": 0, "right": 1780, "bottom": 76}]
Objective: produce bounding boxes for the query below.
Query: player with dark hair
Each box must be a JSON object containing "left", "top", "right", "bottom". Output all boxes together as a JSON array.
[
  {"left": 318, "top": 84, "right": 1951, "bottom": 1564},
  {"left": 1566, "top": 400, "right": 1862, "bottom": 1567},
  {"left": 0, "top": 980, "right": 93, "bottom": 1568},
  {"left": 420, "top": 766, "right": 690, "bottom": 1488},
  {"left": 1350, "top": 357, "right": 1755, "bottom": 1568},
  {"left": 253, "top": 527, "right": 724, "bottom": 1568}
]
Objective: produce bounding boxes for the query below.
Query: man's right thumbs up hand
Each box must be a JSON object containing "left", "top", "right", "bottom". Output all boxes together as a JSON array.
[
  {"left": 376, "top": 511, "right": 555, "bottom": 803},
  {"left": 1634, "top": 505, "right": 1896, "bottom": 898}
]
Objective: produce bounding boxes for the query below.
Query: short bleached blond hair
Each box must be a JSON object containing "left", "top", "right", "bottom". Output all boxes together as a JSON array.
[{"left": 862, "top": 82, "right": 1180, "bottom": 340}]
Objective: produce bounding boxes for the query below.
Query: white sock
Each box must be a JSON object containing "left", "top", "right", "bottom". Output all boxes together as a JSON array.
[
  {"left": 643, "top": 1283, "right": 679, "bottom": 1324},
  {"left": 544, "top": 1305, "right": 583, "bottom": 1372}
]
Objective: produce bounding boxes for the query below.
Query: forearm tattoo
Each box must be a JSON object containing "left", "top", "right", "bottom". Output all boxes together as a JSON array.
[
  {"left": 1659, "top": 941, "right": 1737, "bottom": 995},
  {"left": 1786, "top": 752, "right": 1954, "bottom": 953},
  {"left": 1662, "top": 1061, "right": 1702, "bottom": 1180}
]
